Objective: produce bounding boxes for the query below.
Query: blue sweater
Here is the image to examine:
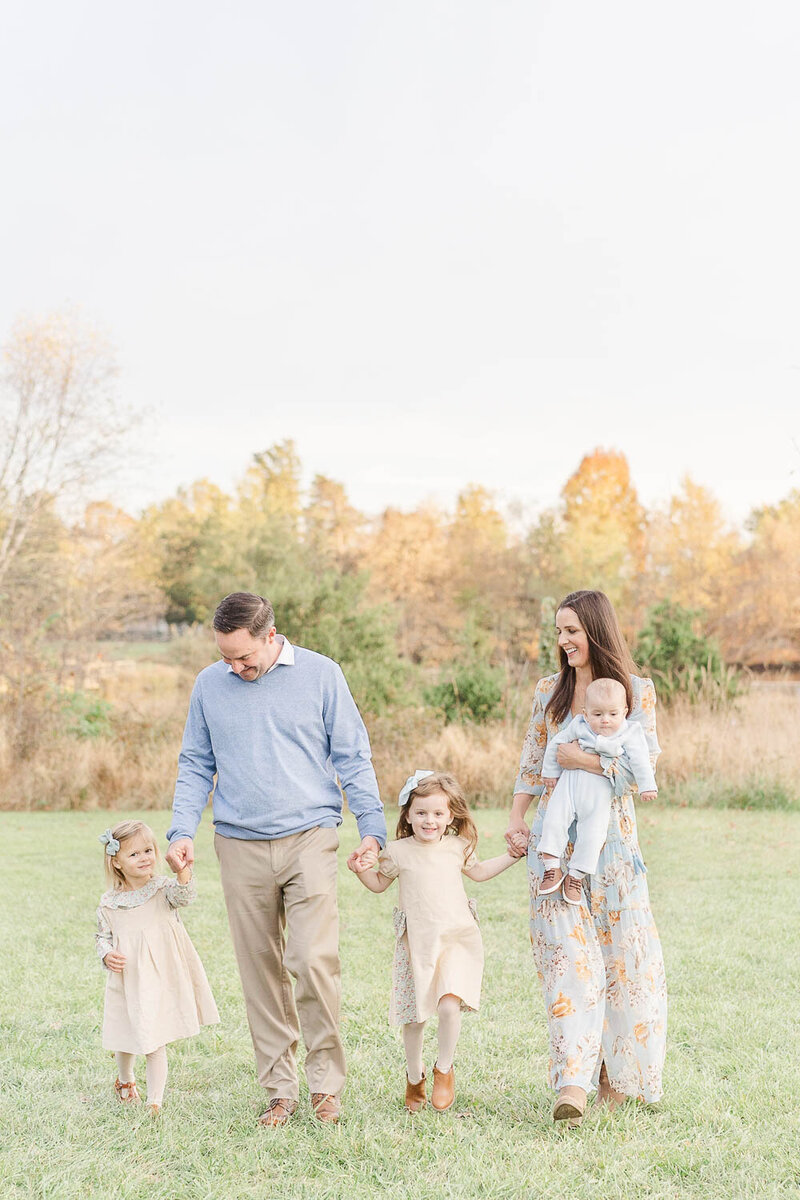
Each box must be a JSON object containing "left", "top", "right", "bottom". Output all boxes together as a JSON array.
[{"left": 167, "top": 643, "right": 386, "bottom": 845}]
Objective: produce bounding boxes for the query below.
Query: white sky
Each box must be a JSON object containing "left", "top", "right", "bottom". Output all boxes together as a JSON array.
[{"left": 1, "top": 0, "right": 798, "bottom": 525}]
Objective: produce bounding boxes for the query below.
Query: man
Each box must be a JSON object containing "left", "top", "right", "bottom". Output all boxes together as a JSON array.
[{"left": 166, "top": 591, "right": 386, "bottom": 1127}]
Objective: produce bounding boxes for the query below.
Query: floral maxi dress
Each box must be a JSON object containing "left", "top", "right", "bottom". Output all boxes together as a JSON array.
[{"left": 515, "top": 673, "right": 667, "bottom": 1101}]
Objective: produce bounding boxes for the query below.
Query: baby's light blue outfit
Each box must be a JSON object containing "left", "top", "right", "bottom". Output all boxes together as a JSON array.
[{"left": 539, "top": 716, "right": 657, "bottom": 875}]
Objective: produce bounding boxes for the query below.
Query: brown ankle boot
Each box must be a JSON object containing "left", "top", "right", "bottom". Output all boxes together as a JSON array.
[
  {"left": 553, "top": 1085, "right": 586, "bottom": 1121},
  {"left": 404, "top": 1069, "right": 427, "bottom": 1112},
  {"left": 431, "top": 1063, "right": 455, "bottom": 1112}
]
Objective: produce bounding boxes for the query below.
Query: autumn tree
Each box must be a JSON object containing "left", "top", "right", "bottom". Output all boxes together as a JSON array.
[
  {"left": 303, "top": 474, "right": 363, "bottom": 571},
  {"left": 717, "top": 491, "right": 800, "bottom": 665},
  {"left": 0, "top": 311, "right": 131, "bottom": 589},
  {"left": 525, "top": 449, "right": 646, "bottom": 631},
  {"left": 645, "top": 477, "right": 740, "bottom": 615},
  {"left": 364, "top": 506, "right": 451, "bottom": 661}
]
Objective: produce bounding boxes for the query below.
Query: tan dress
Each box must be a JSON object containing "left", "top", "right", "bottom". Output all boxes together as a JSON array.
[
  {"left": 377, "top": 835, "right": 483, "bottom": 1025},
  {"left": 96, "top": 876, "right": 219, "bottom": 1055}
]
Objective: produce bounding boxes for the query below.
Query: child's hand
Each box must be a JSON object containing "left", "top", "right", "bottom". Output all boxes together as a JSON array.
[
  {"left": 639, "top": 790, "right": 657, "bottom": 802},
  {"left": 104, "top": 951, "right": 126, "bottom": 973}
]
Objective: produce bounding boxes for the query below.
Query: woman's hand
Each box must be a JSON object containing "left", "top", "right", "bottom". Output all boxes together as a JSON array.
[
  {"left": 504, "top": 817, "right": 530, "bottom": 854},
  {"left": 556, "top": 741, "right": 603, "bottom": 774},
  {"left": 506, "top": 791, "right": 533, "bottom": 853}
]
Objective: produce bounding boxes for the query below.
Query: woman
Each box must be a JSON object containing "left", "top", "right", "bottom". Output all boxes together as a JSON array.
[{"left": 506, "top": 590, "right": 666, "bottom": 1125}]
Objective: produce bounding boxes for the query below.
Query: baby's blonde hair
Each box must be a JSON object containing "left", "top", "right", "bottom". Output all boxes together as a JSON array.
[
  {"left": 585, "top": 677, "right": 627, "bottom": 708},
  {"left": 102, "top": 820, "right": 162, "bottom": 890}
]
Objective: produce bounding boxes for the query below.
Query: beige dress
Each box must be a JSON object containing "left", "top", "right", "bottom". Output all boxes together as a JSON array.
[
  {"left": 96, "top": 876, "right": 219, "bottom": 1055},
  {"left": 378, "top": 835, "right": 483, "bottom": 1025}
]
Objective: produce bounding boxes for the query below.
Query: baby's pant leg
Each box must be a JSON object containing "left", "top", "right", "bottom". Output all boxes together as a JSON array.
[
  {"left": 569, "top": 775, "right": 613, "bottom": 876},
  {"left": 538, "top": 776, "right": 576, "bottom": 861}
]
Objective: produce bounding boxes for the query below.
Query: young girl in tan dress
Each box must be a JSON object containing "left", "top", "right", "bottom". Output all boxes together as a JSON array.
[
  {"left": 95, "top": 820, "right": 219, "bottom": 1114},
  {"left": 351, "top": 771, "right": 524, "bottom": 1113}
]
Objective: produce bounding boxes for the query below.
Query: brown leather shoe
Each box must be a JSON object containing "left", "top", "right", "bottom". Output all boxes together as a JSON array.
[
  {"left": 562, "top": 874, "right": 584, "bottom": 905},
  {"left": 539, "top": 865, "right": 565, "bottom": 895},
  {"left": 553, "top": 1085, "right": 586, "bottom": 1121},
  {"left": 404, "top": 1069, "right": 427, "bottom": 1112},
  {"left": 431, "top": 1063, "right": 455, "bottom": 1112},
  {"left": 257, "top": 1097, "right": 298, "bottom": 1127},
  {"left": 310, "top": 1092, "right": 341, "bottom": 1124}
]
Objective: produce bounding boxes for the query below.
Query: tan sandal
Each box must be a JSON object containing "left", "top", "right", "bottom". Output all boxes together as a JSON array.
[{"left": 114, "top": 1078, "right": 141, "bottom": 1104}]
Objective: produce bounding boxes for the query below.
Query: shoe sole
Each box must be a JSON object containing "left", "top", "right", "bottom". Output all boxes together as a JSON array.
[{"left": 553, "top": 1101, "right": 584, "bottom": 1121}]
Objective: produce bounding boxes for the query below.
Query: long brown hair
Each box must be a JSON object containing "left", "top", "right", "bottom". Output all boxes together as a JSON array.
[
  {"left": 547, "top": 590, "right": 637, "bottom": 725},
  {"left": 396, "top": 772, "right": 478, "bottom": 863}
]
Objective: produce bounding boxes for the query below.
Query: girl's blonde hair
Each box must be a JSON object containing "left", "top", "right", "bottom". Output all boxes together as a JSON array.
[
  {"left": 102, "top": 820, "right": 162, "bottom": 890},
  {"left": 396, "top": 772, "right": 478, "bottom": 863}
]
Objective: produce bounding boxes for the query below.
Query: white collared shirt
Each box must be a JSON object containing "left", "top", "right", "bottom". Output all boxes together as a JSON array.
[{"left": 224, "top": 634, "right": 295, "bottom": 676}]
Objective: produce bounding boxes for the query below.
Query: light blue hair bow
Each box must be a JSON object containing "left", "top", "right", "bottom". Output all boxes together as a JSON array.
[
  {"left": 99, "top": 829, "right": 120, "bottom": 856},
  {"left": 398, "top": 769, "right": 435, "bottom": 807}
]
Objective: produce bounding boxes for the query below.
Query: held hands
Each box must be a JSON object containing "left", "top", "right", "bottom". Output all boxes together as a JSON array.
[
  {"left": 104, "top": 951, "right": 126, "bottom": 973},
  {"left": 507, "top": 832, "right": 527, "bottom": 859},
  {"left": 346, "top": 836, "right": 380, "bottom": 874},
  {"left": 166, "top": 837, "right": 194, "bottom": 874},
  {"left": 504, "top": 820, "right": 529, "bottom": 857}
]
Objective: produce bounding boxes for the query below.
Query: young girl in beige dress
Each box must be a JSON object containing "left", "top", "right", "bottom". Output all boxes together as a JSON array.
[
  {"left": 95, "top": 820, "right": 219, "bottom": 1114},
  {"left": 351, "top": 771, "right": 524, "bottom": 1113}
]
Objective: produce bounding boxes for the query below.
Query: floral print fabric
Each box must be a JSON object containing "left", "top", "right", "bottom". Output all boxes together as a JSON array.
[{"left": 516, "top": 673, "right": 667, "bottom": 1101}]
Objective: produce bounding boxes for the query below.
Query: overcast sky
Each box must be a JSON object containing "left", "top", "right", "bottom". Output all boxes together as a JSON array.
[{"left": 1, "top": 0, "right": 798, "bottom": 525}]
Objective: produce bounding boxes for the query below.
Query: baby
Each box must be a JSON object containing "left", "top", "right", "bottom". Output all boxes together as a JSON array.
[{"left": 537, "top": 677, "right": 657, "bottom": 904}]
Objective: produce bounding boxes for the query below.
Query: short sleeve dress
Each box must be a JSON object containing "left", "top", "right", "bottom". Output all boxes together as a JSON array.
[
  {"left": 95, "top": 876, "right": 220, "bottom": 1055},
  {"left": 377, "top": 835, "right": 483, "bottom": 1025}
]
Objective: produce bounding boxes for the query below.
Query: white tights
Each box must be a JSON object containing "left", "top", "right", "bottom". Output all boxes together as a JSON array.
[
  {"left": 402, "top": 994, "right": 463, "bottom": 1083},
  {"left": 115, "top": 1046, "right": 168, "bottom": 1105}
]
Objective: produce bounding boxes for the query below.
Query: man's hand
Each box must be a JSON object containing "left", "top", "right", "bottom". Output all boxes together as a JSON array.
[
  {"left": 347, "top": 836, "right": 380, "bottom": 874},
  {"left": 166, "top": 837, "right": 195, "bottom": 873},
  {"left": 104, "top": 951, "right": 126, "bottom": 973}
]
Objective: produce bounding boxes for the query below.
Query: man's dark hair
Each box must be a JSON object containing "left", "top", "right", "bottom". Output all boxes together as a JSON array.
[{"left": 213, "top": 593, "right": 275, "bottom": 637}]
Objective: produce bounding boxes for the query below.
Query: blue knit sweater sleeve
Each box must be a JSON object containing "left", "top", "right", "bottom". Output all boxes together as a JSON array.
[
  {"left": 168, "top": 679, "right": 216, "bottom": 842},
  {"left": 323, "top": 663, "right": 386, "bottom": 847}
]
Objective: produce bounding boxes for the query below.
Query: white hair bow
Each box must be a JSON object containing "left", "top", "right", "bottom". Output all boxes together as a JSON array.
[{"left": 398, "top": 769, "right": 435, "bottom": 807}]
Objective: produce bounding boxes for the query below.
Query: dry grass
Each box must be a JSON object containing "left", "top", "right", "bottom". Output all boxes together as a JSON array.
[
  {"left": 656, "top": 683, "right": 800, "bottom": 798},
  {"left": 2, "top": 663, "right": 798, "bottom": 812}
]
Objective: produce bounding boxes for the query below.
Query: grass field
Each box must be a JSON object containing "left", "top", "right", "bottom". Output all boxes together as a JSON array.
[{"left": 2, "top": 807, "right": 799, "bottom": 1199}]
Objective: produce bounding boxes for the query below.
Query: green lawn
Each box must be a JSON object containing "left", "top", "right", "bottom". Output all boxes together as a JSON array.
[{"left": 2, "top": 807, "right": 799, "bottom": 1200}]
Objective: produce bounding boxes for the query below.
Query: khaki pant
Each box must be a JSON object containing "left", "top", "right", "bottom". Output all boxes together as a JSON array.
[{"left": 215, "top": 826, "right": 345, "bottom": 1100}]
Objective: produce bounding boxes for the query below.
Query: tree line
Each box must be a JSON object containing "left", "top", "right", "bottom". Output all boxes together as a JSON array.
[{"left": 2, "top": 313, "right": 799, "bottom": 762}]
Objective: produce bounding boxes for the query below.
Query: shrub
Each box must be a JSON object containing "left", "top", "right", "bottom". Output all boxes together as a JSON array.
[
  {"left": 59, "top": 689, "right": 114, "bottom": 739},
  {"left": 424, "top": 664, "right": 504, "bottom": 724},
  {"left": 634, "top": 601, "right": 743, "bottom": 708}
]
